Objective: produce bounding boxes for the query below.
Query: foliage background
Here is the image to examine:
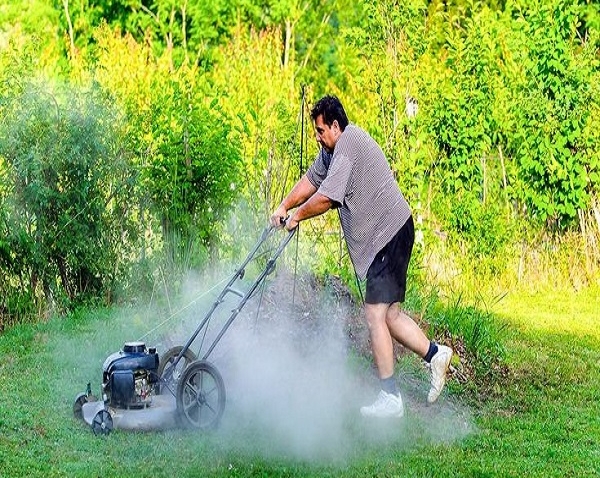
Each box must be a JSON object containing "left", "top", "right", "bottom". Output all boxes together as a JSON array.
[{"left": 1, "top": 0, "right": 600, "bottom": 326}]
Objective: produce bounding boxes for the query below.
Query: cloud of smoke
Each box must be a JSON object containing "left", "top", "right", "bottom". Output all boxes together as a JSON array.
[
  {"left": 53, "top": 255, "right": 475, "bottom": 465},
  {"left": 213, "top": 299, "right": 364, "bottom": 462},
  {"left": 184, "top": 269, "right": 475, "bottom": 463}
]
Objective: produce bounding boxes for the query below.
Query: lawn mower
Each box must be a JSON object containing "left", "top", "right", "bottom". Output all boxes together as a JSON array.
[{"left": 73, "top": 223, "right": 296, "bottom": 435}]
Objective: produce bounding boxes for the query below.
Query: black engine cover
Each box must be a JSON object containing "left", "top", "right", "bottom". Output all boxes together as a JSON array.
[
  {"left": 102, "top": 342, "right": 159, "bottom": 407},
  {"left": 110, "top": 370, "right": 135, "bottom": 404}
]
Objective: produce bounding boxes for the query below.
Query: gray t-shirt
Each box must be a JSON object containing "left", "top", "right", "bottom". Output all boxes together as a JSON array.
[{"left": 306, "top": 124, "right": 411, "bottom": 279}]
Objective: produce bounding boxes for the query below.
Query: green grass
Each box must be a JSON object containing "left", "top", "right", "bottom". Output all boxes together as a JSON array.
[{"left": 1, "top": 287, "right": 600, "bottom": 477}]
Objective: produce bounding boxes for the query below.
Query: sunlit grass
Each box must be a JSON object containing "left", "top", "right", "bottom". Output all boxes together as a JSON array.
[
  {"left": 1, "top": 284, "right": 600, "bottom": 477},
  {"left": 493, "top": 285, "right": 600, "bottom": 340}
]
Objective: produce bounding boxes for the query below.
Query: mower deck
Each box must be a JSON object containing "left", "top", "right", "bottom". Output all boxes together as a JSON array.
[{"left": 81, "top": 394, "right": 177, "bottom": 433}]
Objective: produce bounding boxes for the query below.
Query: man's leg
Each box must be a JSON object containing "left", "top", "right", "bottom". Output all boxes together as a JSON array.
[
  {"left": 360, "top": 302, "right": 404, "bottom": 417},
  {"left": 385, "top": 303, "right": 429, "bottom": 357},
  {"left": 386, "top": 303, "right": 453, "bottom": 403},
  {"left": 364, "top": 303, "right": 395, "bottom": 378}
]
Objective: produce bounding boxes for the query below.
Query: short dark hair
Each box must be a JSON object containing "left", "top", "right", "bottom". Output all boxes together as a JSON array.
[{"left": 310, "top": 95, "right": 349, "bottom": 131}]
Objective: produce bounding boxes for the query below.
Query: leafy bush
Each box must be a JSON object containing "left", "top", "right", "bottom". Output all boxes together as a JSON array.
[
  {"left": 143, "top": 78, "right": 242, "bottom": 259},
  {"left": 0, "top": 81, "right": 138, "bottom": 310},
  {"left": 509, "top": 1, "right": 599, "bottom": 230},
  {"left": 3, "top": 0, "right": 600, "bottom": 324},
  {"left": 446, "top": 192, "right": 513, "bottom": 275},
  {"left": 209, "top": 27, "right": 299, "bottom": 223},
  {"left": 91, "top": 27, "right": 243, "bottom": 273}
]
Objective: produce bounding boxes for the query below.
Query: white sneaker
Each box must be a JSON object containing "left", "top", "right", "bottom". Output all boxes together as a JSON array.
[
  {"left": 428, "top": 345, "right": 453, "bottom": 403},
  {"left": 360, "top": 390, "right": 404, "bottom": 418}
]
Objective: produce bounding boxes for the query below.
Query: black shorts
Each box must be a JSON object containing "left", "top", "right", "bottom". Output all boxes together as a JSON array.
[{"left": 365, "top": 216, "right": 414, "bottom": 305}]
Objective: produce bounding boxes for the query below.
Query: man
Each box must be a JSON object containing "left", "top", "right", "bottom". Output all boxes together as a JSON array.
[{"left": 270, "top": 95, "right": 453, "bottom": 418}]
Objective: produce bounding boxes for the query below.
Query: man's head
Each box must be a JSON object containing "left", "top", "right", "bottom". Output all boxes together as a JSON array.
[{"left": 310, "top": 95, "right": 349, "bottom": 153}]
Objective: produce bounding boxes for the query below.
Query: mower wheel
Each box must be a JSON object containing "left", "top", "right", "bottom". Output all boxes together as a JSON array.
[
  {"left": 91, "top": 409, "right": 113, "bottom": 436},
  {"left": 73, "top": 393, "right": 88, "bottom": 420},
  {"left": 157, "top": 346, "right": 197, "bottom": 394},
  {"left": 176, "top": 360, "right": 225, "bottom": 431}
]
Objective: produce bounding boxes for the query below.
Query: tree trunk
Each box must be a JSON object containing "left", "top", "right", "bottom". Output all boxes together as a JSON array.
[{"left": 62, "top": 0, "right": 76, "bottom": 58}]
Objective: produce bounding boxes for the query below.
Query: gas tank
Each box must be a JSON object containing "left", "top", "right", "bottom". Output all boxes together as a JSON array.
[{"left": 103, "top": 341, "right": 159, "bottom": 375}]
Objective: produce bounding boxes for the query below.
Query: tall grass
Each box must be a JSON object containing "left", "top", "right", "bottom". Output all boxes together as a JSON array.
[
  {"left": 403, "top": 280, "right": 508, "bottom": 391},
  {"left": 417, "top": 212, "right": 600, "bottom": 308}
]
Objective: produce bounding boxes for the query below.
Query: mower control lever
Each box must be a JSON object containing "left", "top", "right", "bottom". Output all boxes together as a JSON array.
[{"left": 269, "top": 215, "right": 290, "bottom": 230}]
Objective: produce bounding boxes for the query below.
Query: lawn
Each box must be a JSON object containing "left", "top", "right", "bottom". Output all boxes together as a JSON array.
[{"left": 0, "top": 286, "right": 599, "bottom": 477}]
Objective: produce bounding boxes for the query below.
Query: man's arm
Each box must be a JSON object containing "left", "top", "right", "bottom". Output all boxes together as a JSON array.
[
  {"left": 286, "top": 191, "right": 333, "bottom": 230},
  {"left": 270, "top": 175, "right": 317, "bottom": 225}
]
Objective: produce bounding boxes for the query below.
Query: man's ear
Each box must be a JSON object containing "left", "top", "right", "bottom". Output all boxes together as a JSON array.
[{"left": 333, "top": 120, "right": 340, "bottom": 134}]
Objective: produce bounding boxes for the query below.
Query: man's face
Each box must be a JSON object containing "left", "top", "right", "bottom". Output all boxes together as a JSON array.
[{"left": 314, "top": 114, "right": 341, "bottom": 153}]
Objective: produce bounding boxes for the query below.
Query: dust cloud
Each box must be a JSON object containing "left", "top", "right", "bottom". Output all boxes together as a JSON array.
[
  {"left": 214, "top": 301, "right": 363, "bottom": 462},
  {"left": 54, "top": 262, "right": 475, "bottom": 465},
  {"left": 180, "top": 269, "right": 475, "bottom": 463}
]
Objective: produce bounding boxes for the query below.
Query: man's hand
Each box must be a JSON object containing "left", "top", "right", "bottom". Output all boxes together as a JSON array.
[
  {"left": 285, "top": 215, "right": 299, "bottom": 231},
  {"left": 270, "top": 204, "right": 287, "bottom": 228}
]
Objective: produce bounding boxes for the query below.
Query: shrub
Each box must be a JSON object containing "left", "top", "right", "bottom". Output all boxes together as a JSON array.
[{"left": 0, "top": 80, "right": 138, "bottom": 309}]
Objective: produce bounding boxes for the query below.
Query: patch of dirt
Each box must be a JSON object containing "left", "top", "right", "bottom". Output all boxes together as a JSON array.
[{"left": 242, "top": 268, "right": 371, "bottom": 357}]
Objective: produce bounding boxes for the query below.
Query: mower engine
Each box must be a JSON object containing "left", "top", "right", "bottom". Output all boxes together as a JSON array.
[{"left": 102, "top": 341, "right": 159, "bottom": 409}]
